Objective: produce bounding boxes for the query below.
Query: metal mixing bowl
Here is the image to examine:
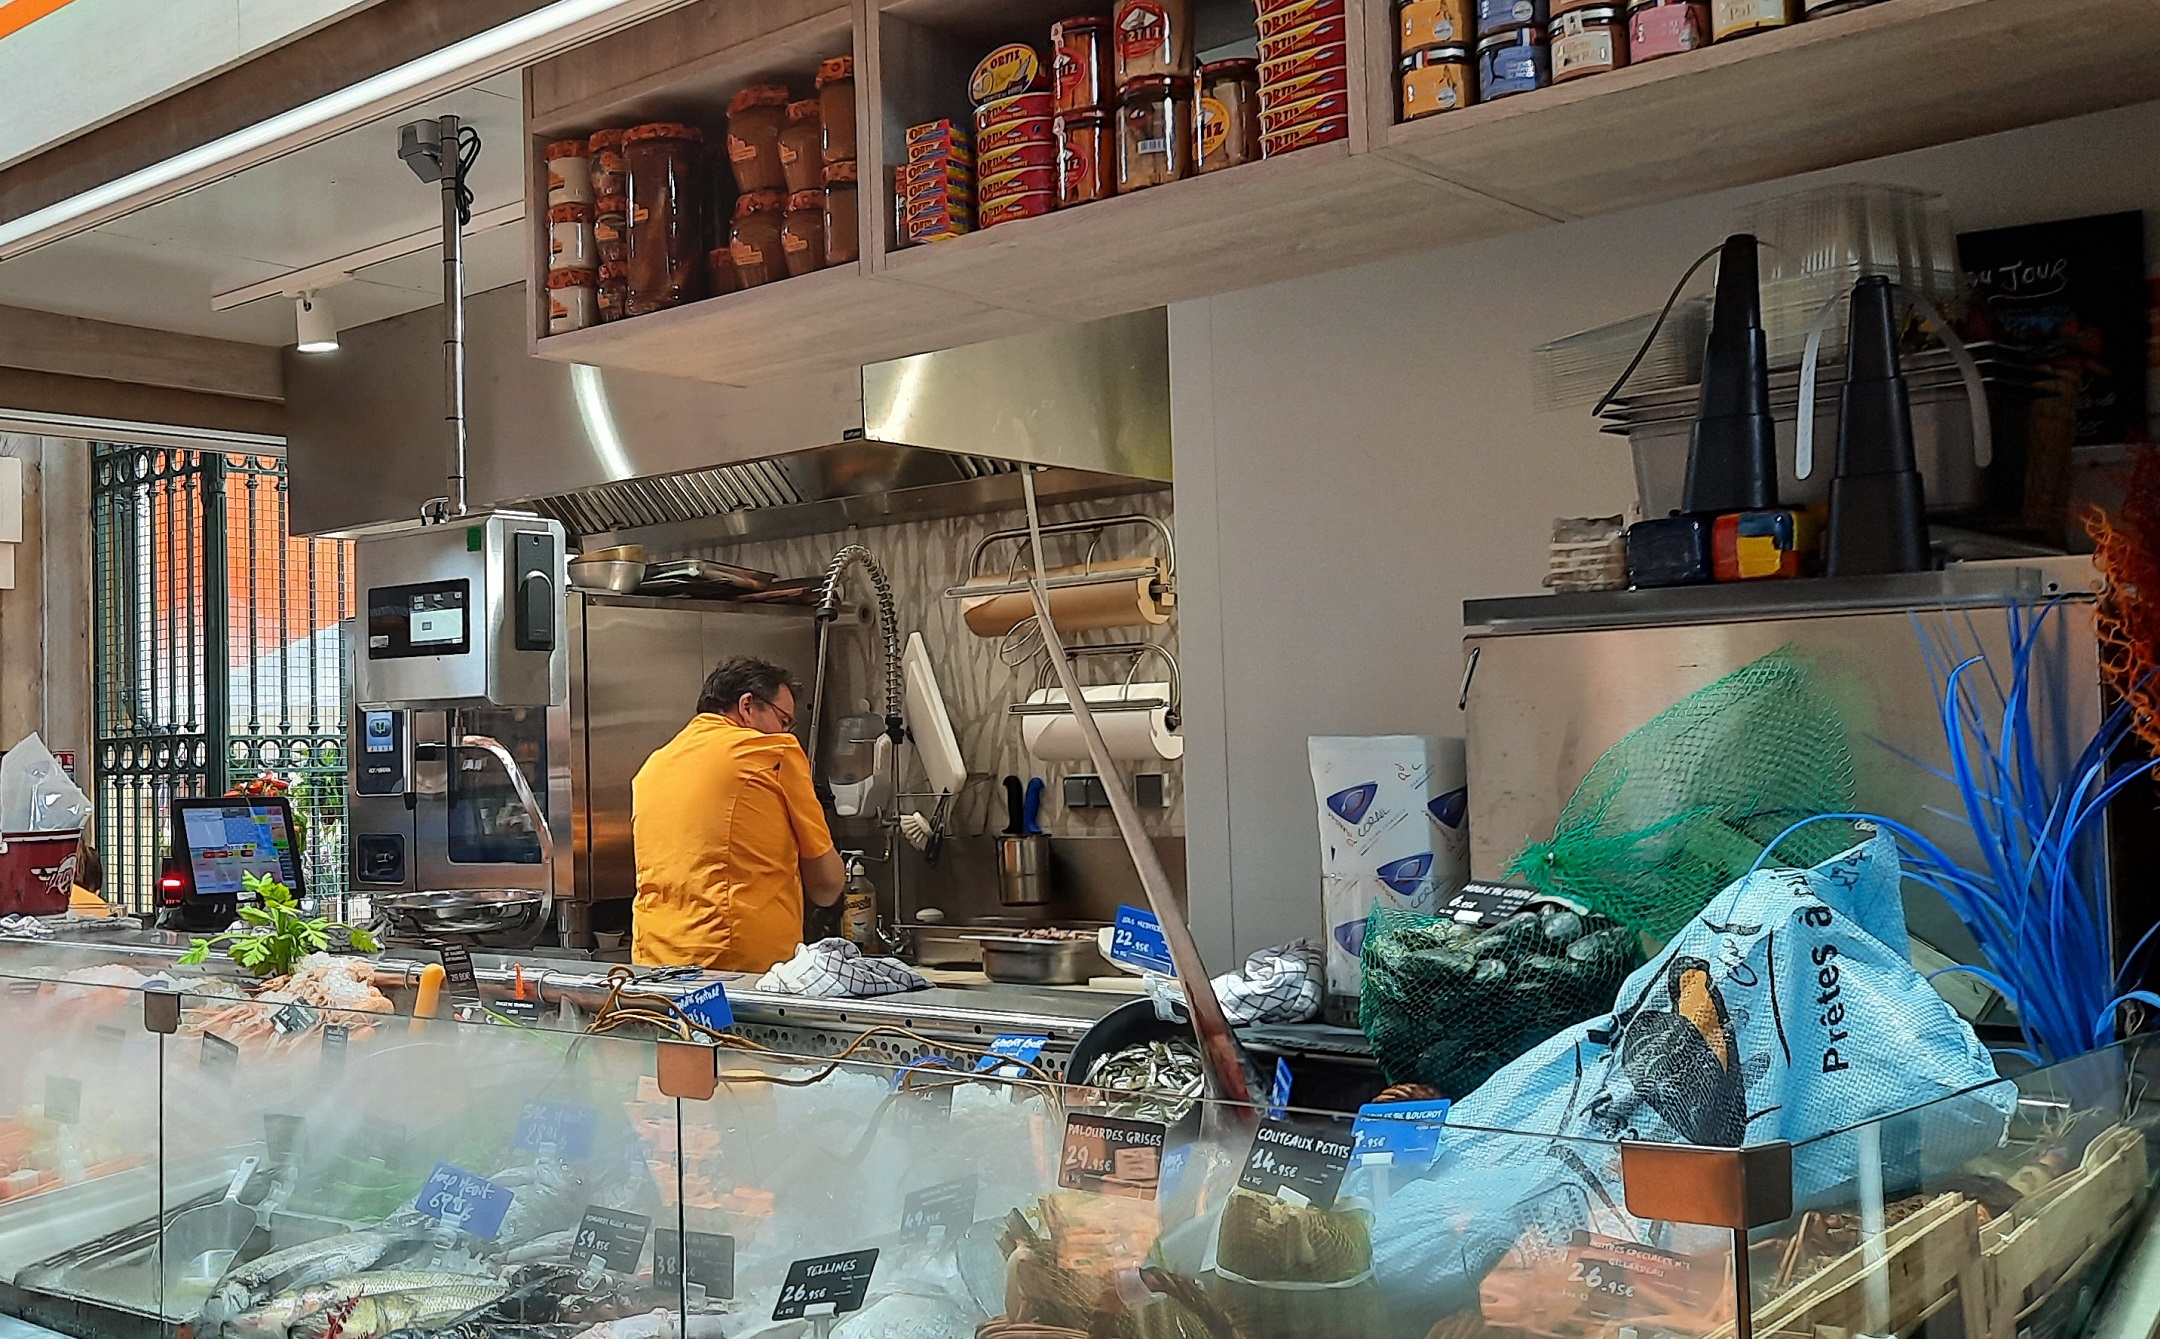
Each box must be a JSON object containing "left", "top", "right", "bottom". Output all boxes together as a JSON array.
[{"left": 374, "top": 888, "right": 548, "bottom": 945}]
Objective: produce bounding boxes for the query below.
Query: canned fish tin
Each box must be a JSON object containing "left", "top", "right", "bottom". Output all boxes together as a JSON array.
[
  {"left": 1710, "top": 0, "right": 1793, "bottom": 40},
  {"left": 1475, "top": 0, "right": 1547, "bottom": 35},
  {"left": 1400, "top": 0, "right": 1476, "bottom": 51},
  {"left": 1399, "top": 45, "right": 1474, "bottom": 119},
  {"left": 1476, "top": 26, "right": 1549, "bottom": 98},
  {"left": 1628, "top": 0, "right": 1711, "bottom": 60},
  {"left": 1549, "top": 5, "right": 1627, "bottom": 79}
]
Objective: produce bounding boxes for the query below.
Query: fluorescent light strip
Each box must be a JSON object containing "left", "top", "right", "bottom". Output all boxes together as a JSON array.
[{"left": 0, "top": 0, "right": 694, "bottom": 261}]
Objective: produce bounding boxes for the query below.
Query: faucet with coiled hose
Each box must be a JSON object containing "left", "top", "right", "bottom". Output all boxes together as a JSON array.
[
  {"left": 807, "top": 544, "right": 909, "bottom": 954},
  {"left": 808, "top": 544, "right": 905, "bottom": 760}
]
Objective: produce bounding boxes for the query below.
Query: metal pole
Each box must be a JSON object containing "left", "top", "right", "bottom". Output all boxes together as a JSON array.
[{"left": 439, "top": 115, "right": 468, "bottom": 519}]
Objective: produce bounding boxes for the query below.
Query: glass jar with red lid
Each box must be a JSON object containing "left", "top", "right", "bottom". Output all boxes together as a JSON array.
[{"left": 624, "top": 122, "right": 706, "bottom": 315}]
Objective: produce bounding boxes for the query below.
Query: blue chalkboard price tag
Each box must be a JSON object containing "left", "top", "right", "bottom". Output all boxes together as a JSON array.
[
  {"left": 975, "top": 1034, "right": 1049, "bottom": 1077},
  {"left": 416, "top": 1162, "right": 514, "bottom": 1240},
  {"left": 679, "top": 980, "right": 734, "bottom": 1031},
  {"left": 1108, "top": 905, "right": 1175, "bottom": 974},
  {"left": 1351, "top": 1099, "right": 1451, "bottom": 1170},
  {"left": 514, "top": 1100, "right": 599, "bottom": 1159}
]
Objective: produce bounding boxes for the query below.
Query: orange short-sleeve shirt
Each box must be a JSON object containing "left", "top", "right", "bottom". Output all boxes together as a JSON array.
[{"left": 631, "top": 714, "right": 835, "bottom": 972}]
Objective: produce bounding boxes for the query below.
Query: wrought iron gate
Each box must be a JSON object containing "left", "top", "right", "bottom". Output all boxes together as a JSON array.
[{"left": 91, "top": 446, "right": 354, "bottom": 913}]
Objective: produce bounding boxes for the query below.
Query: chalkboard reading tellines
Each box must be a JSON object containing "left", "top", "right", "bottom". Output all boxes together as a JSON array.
[
  {"left": 772, "top": 1249, "right": 879, "bottom": 1321},
  {"left": 1237, "top": 1116, "right": 1356, "bottom": 1204}
]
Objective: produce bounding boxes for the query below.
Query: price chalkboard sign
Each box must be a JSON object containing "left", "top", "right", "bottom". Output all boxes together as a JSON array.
[
  {"left": 200, "top": 1033, "right": 240, "bottom": 1081},
  {"left": 574, "top": 1206, "right": 651, "bottom": 1274},
  {"left": 321, "top": 1023, "right": 349, "bottom": 1068},
  {"left": 45, "top": 1075, "right": 81, "bottom": 1125},
  {"left": 1108, "top": 905, "right": 1175, "bottom": 974},
  {"left": 416, "top": 1162, "right": 514, "bottom": 1240},
  {"left": 436, "top": 942, "right": 480, "bottom": 997},
  {"left": 264, "top": 1113, "right": 305, "bottom": 1165},
  {"left": 772, "top": 1249, "right": 879, "bottom": 1321},
  {"left": 488, "top": 998, "right": 543, "bottom": 1025},
  {"left": 1059, "top": 1114, "right": 1166, "bottom": 1201},
  {"left": 1237, "top": 1116, "right": 1356, "bottom": 1205},
  {"left": 654, "top": 1229, "right": 736, "bottom": 1298},
  {"left": 514, "top": 1101, "right": 598, "bottom": 1159},
  {"left": 272, "top": 1002, "right": 318, "bottom": 1035},
  {"left": 900, "top": 1178, "right": 977, "bottom": 1244}
]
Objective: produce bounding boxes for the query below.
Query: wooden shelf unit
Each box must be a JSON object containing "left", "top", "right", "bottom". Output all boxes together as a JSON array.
[{"left": 525, "top": 0, "right": 2160, "bottom": 387}]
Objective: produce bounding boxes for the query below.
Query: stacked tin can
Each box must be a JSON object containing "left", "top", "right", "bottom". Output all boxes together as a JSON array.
[
  {"left": 901, "top": 120, "right": 973, "bottom": 244},
  {"left": 543, "top": 139, "right": 598, "bottom": 333},
  {"left": 1256, "top": 0, "right": 1350, "bottom": 156},
  {"left": 1549, "top": 0, "right": 1629, "bottom": 80},
  {"left": 1397, "top": 0, "right": 1475, "bottom": 120},
  {"left": 1475, "top": 0, "right": 1549, "bottom": 100},
  {"left": 1628, "top": 0, "right": 1711, "bottom": 58},
  {"left": 972, "top": 44, "right": 1057, "bottom": 229}
]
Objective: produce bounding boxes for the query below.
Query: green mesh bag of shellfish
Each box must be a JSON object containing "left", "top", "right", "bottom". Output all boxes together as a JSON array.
[
  {"left": 1358, "top": 899, "right": 1643, "bottom": 1098},
  {"left": 1509, "top": 646, "right": 1855, "bottom": 942}
]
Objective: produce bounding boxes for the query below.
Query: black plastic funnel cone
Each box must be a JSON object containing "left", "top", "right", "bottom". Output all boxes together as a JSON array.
[
  {"left": 1825, "top": 275, "right": 1930, "bottom": 575},
  {"left": 1682, "top": 234, "right": 1779, "bottom": 515}
]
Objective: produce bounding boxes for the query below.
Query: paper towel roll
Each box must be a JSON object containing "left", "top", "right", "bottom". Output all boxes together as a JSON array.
[
  {"left": 962, "top": 563, "right": 1173, "bottom": 639},
  {"left": 1020, "top": 684, "right": 1184, "bottom": 761}
]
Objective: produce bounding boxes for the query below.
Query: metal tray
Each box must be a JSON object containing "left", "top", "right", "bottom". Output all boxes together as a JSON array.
[{"left": 637, "top": 559, "right": 774, "bottom": 597}]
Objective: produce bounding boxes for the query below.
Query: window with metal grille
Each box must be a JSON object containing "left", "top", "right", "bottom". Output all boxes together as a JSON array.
[{"left": 91, "top": 446, "right": 354, "bottom": 915}]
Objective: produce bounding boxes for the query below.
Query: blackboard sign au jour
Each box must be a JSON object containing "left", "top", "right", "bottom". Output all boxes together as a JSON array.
[
  {"left": 201, "top": 1033, "right": 241, "bottom": 1080},
  {"left": 1237, "top": 1116, "right": 1356, "bottom": 1205},
  {"left": 772, "top": 1249, "right": 879, "bottom": 1320}
]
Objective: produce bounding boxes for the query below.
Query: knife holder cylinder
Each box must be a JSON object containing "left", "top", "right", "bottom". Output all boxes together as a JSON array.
[{"left": 999, "top": 834, "right": 1053, "bottom": 906}]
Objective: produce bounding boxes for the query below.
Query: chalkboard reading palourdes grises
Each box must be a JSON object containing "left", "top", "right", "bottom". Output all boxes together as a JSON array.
[
  {"left": 772, "top": 1249, "right": 879, "bottom": 1321},
  {"left": 1237, "top": 1116, "right": 1356, "bottom": 1203}
]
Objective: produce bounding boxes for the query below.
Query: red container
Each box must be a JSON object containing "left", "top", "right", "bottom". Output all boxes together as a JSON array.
[{"left": 0, "top": 830, "right": 80, "bottom": 917}]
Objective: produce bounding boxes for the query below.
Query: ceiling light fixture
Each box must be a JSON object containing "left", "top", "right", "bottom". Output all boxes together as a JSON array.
[
  {"left": 0, "top": 0, "right": 695, "bottom": 262},
  {"left": 295, "top": 290, "right": 339, "bottom": 353}
]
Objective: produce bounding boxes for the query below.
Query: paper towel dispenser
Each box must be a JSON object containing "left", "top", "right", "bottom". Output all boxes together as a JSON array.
[{"left": 354, "top": 512, "right": 569, "bottom": 709}]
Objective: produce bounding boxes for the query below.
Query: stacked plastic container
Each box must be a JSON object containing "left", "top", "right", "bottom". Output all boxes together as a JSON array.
[
  {"left": 1730, "top": 183, "right": 1965, "bottom": 366},
  {"left": 1257, "top": 0, "right": 1351, "bottom": 156}
]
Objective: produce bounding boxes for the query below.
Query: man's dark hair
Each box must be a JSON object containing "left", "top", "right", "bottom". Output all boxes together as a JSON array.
[{"left": 696, "top": 656, "right": 800, "bottom": 718}]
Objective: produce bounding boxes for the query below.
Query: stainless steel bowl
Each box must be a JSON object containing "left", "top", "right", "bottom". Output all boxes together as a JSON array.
[
  {"left": 568, "top": 558, "right": 646, "bottom": 594},
  {"left": 374, "top": 888, "right": 548, "bottom": 945},
  {"left": 970, "top": 935, "right": 1109, "bottom": 985}
]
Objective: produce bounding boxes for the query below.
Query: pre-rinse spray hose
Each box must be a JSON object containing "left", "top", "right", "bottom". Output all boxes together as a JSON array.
[{"left": 1019, "top": 468, "right": 1255, "bottom": 1112}]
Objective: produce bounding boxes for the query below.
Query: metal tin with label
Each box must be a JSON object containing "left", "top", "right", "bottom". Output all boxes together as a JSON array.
[
  {"left": 1549, "top": 5, "right": 1627, "bottom": 80},
  {"left": 1399, "top": 46, "right": 1474, "bottom": 119},
  {"left": 1475, "top": 0, "right": 1547, "bottom": 36},
  {"left": 1710, "top": 0, "right": 1793, "bottom": 40},
  {"left": 1628, "top": 0, "right": 1711, "bottom": 60},
  {"left": 1399, "top": 0, "right": 1476, "bottom": 51},
  {"left": 1476, "top": 26, "right": 1550, "bottom": 99}
]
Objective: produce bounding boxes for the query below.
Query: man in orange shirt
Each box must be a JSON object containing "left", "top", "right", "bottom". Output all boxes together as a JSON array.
[{"left": 631, "top": 657, "right": 844, "bottom": 971}]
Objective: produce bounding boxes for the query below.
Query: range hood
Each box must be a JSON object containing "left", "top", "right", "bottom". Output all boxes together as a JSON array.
[
  {"left": 286, "top": 287, "right": 1170, "bottom": 538},
  {"left": 521, "top": 439, "right": 1151, "bottom": 548}
]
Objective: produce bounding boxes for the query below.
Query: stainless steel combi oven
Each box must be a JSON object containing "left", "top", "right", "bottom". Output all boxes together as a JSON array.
[{"left": 345, "top": 593, "right": 820, "bottom": 946}]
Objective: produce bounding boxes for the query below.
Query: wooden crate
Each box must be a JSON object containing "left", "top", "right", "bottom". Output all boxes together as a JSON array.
[
  {"left": 1745, "top": 1194, "right": 1988, "bottom": 1339},
  {"left": 1980, "top": 1125, "right": 2150, "bottom": 1339}
]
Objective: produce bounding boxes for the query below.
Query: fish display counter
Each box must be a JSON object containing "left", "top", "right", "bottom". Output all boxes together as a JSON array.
[{"left": 0, "top": 936, "right": 2156, "bottom": 1339}]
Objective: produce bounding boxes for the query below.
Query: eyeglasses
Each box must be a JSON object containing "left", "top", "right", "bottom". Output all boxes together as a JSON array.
[{"left": 751, "top": 694, "right": 796, "bottom": 732}]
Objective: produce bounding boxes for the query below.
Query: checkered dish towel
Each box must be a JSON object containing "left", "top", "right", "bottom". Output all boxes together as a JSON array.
[
  {"left": 1143, "top": 939, "right": 1322, "bottom": 1024},
  {"left": 756, "top": 938, "right": 931, "bottom": 998}
]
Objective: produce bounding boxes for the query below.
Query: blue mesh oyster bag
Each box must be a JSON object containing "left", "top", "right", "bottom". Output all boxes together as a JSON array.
[{"left": 1369, "top": 831, "right": 2015, "bottom": 1325}]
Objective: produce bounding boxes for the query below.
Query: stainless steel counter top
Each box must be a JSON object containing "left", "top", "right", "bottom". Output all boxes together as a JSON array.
[{"left": 0, "top": 927, "right": 1125, "bottom": 1042}]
